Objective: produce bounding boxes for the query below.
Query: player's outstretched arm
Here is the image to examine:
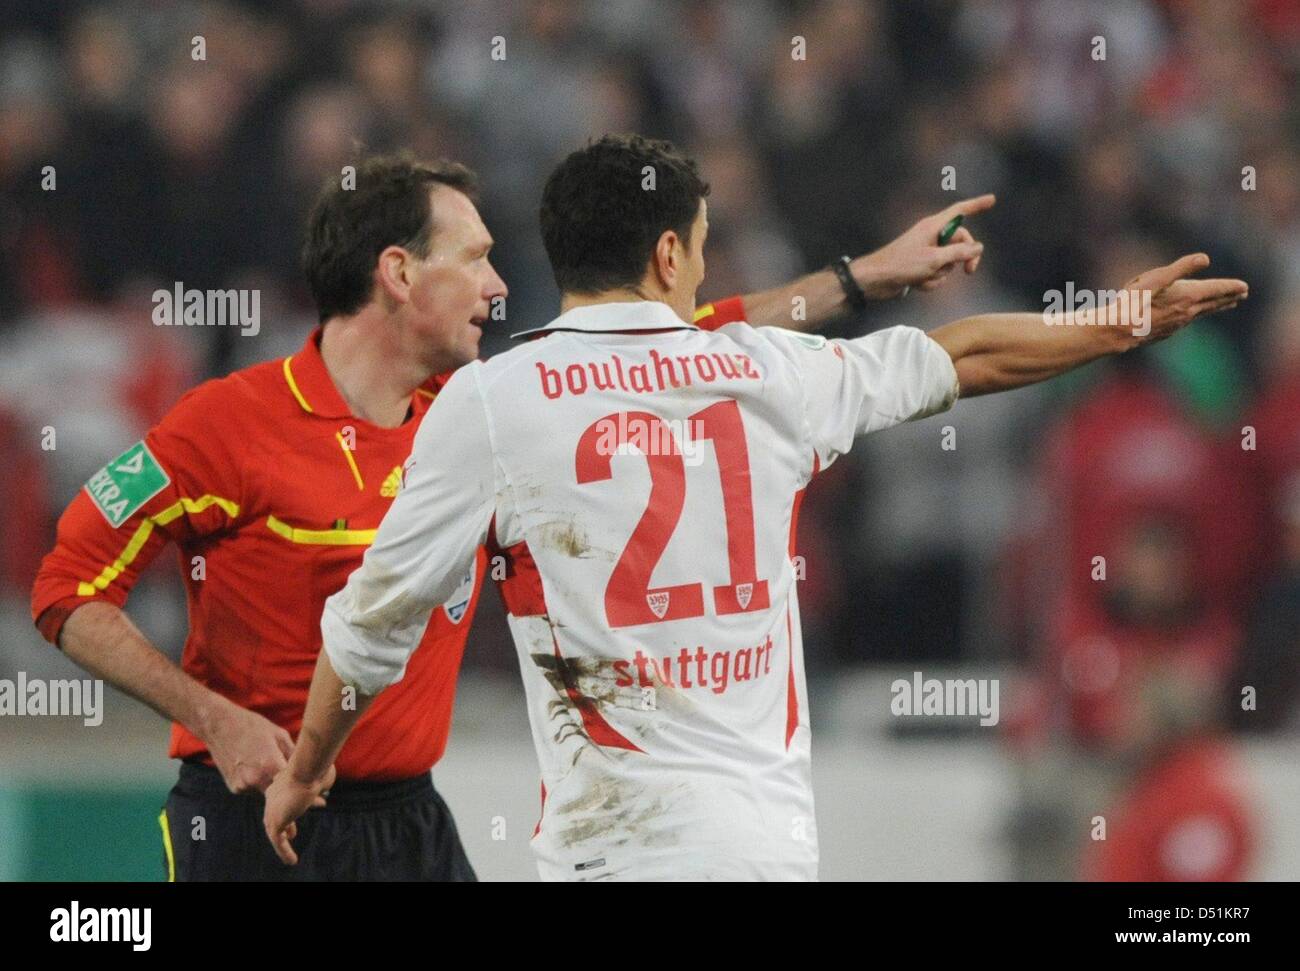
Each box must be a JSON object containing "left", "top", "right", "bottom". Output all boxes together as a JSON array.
[
  {"left": 264, "top": 650, "right": 353, "bottom": 865},
  {"left": 736, "top": 195, "right": 994, "bottom": 330},
  {"left": 929, "top": 254, "right": 1248, "bottom": 397}
]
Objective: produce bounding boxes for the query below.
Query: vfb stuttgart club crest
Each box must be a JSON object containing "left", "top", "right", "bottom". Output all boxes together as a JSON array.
[
  {"left": 735, "top": 583, "right": 754, "bottom": 610},
  {"left": 646, "top": 592, "right": 670, "bottom": 619}
]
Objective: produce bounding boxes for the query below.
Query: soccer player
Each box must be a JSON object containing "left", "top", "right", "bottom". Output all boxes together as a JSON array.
[
  {"left": 265, "top": 134, "right": 1247, "bottom": 880},
  {"left": 32, "top": 153, "right": 988, "bottom": 881}
]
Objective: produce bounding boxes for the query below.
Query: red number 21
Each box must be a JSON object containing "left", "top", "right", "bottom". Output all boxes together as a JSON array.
[{"left": 575, "top": 400, "right": 769, "bottom": 628}]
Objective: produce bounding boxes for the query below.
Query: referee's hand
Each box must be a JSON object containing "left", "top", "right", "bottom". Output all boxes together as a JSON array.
[
  {"left": 205, "top": 700, "right": 295, "bottom": 793},
  {"left": 264, "top": 764, "right": 336, "bottom": 866}
]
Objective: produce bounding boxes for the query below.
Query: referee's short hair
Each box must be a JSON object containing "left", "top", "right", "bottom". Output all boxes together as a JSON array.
[
  {"left": 540, "top": 133, "right": 710, "bottom": 295},
  {"left": 303, "top": 154, "right": 479, "bottom": 322}
]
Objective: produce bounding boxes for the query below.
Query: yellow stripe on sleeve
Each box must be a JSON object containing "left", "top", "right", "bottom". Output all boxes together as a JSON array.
[{"left": 76, "top": 495, "right": 241, "bottom": 597}]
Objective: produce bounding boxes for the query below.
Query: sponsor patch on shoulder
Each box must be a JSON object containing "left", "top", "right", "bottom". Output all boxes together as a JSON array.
[{"left": 84, "top": 441, "right": 171, "bottom": 528}]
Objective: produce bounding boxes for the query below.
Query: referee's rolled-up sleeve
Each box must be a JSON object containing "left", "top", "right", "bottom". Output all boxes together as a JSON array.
[{"left": 322, "top": 364, "right": 496, "bottom": 696}]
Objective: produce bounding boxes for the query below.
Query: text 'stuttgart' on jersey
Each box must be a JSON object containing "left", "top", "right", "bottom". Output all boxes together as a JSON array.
[{"left": 322, "top": 300, "right": 959, "bottom": 880}]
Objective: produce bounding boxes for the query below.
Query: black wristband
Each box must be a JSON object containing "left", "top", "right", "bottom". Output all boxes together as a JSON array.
[{"left": 831, "top": 255, "right": 867, "bottom": 312}]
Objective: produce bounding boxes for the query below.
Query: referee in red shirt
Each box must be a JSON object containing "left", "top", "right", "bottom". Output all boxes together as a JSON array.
[
  {"left": 32, "top": 157, "right": 501, "bottom": 880},
  {"left": 31, "top": 151, "right": 990, "bottom": 880}
]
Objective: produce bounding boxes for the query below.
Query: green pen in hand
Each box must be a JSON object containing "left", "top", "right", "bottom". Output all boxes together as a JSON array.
[{"left": 901, "top": 214, "right": 969, "bottom": 299}]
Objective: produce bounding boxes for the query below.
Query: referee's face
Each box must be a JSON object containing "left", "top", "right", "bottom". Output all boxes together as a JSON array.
[{"left": 406, "top": 186, "right": 507, "bottom": 371}]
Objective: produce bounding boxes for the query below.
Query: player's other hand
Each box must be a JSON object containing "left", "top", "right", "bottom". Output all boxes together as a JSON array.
[
  {"left": 203, "top": 699, "right": 295, "bottom": 793},
  {"left": 856, "top": 194, "right": 995, "bottom": 299},
  {"left": 264, "top": 763, "right": 336, "bottom": 866},
  {"left": 1118, "top": 254, "right": 1248, "bottom": 344}
]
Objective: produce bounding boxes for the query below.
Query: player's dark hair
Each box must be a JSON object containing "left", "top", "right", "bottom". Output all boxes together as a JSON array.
[
  {"left": 302, "top": 154, "right": 479, "bottom": 322},
  {"left": 540, "top": 133, "right": 710, "bottom": 294}
]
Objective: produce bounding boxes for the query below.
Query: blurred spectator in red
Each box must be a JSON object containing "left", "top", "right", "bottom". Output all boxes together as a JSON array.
[
  {"left": 1082, "top": 737, "right": 1254, "bottom": 881},
  {"left": 1053, "top": 514, "right": 1234, "bottom": 749},
  {"left": 1007, "top": 364, "right": 1258, "bottom": 879},
  {"left": 1038, "top": 368, "right": 1258, "bottom": 628}
]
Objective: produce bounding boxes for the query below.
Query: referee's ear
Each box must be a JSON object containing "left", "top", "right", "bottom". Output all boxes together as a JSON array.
[{"left": 375, "top": 244, "right": 417, "bottom": 308}]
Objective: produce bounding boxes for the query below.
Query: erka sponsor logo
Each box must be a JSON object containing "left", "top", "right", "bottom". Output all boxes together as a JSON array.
[
  {"left": 889, "top": 671, "right": 1000, "bottom": 726},
  {"left": 49, "top": 901, "right": 151, "bottom": 951},
  {"left": 536, "top": 347, "right": 761, "bottom": 400},
  {"left": 0, "top": 672, "right": 103, "bottom": 727},
  {"left": 84, "top": 441, "right": 170, "bottom": 528}
]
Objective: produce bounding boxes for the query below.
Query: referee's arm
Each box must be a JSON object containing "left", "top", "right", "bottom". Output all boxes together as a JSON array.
[
  {"left": 727, "top": 195, "right": 992, "bottom": 331},
  {"left": 31, "top": 381, "right": 293, "bottom": 793}
]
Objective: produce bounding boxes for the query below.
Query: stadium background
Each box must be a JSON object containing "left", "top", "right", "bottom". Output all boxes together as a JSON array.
[{"left": 1, "top": 0, "right": 1298, "bottom": 880}]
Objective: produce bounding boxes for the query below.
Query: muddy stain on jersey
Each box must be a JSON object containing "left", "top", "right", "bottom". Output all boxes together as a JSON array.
[{"left": 536, "top": 519, "right": 591, "bottom": 558}]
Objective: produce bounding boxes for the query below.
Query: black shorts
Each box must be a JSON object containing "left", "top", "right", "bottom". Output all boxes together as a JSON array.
[{"left": 158, "top": 760, "right": 476, "bottom": 881}]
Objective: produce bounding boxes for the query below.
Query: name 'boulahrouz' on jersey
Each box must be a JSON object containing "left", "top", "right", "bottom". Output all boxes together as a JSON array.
[{"left": 535, "top": 347, "right": 761, "bottom": 399}]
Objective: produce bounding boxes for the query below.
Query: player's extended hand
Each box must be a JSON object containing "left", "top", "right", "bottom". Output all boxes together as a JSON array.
[
  {"left": 264, "top": 763, "right": 336, "bottom": 866},
  {"left": 856, "top": 194, "right": 995, "bottom": 299},
  {"left": 1116, "top": 253, "right": 1249, "bottom": 344},
  {"left": 203, "top": 699, "right": 295, "bottom": 793}
]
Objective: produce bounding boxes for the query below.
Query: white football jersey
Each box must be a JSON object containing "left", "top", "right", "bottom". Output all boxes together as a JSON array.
[{"left": 321, "top": 300, "right": 959, "bottom": 881}]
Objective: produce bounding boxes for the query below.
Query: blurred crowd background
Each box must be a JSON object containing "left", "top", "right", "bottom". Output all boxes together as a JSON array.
[{"left": 1, "top": 0, "right": 1298, "bottom": 880}]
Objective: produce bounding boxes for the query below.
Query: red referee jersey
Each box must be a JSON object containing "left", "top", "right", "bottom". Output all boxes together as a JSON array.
[
  {"left": 31, "top": 327, "right": 483, "bottom": 780},
  {"left": 32, "top": 298, "right": 747, "bottom": 782}
]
